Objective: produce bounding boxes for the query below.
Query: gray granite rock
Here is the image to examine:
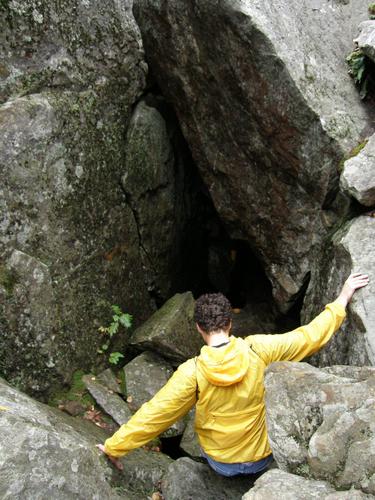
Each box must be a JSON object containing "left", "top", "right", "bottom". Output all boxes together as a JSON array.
[
  {"left": 123, "top": 351, "right": 185, "bottom": 437},
  {"left": 302, "top": 215, "right": 375, "bottom": 366},
  {"left": 355, "top": 20, "right": 375, "bottom": 63},
  {"left": 161, "top": 457, "right": 255, "bottom": 500},
  {"left": 265, "top": 362, "right": 375, "bottom": 494},
  {"left": 242, "top": 469, "right": 336, "bottom": 499},
  {"left": 117, "top": 448, "right": 173, "bottom": 499},
  {"left": 340, "top": 134, "right": 375, "bottom": 206},
  {"left": 0, "top": 376, "right": 178, "bottom": 499},
  {"left": 179, "top": 409, "right": 201, "bottom": 458},
  {"left": 96, "top": 369, "right": 122, "bottom": 395},
  {"left": 133, "top": 0, "right": 372, "bottom": 311},
  {"left": 242, "top": 469, "right": 372, "bottom": 499},
  {"left": 130, "top": 292, "right": 203, "bottom": 365},
  {"left": 82, "top": 374, "right": 132, "bottom": 426},
  {"left": 0, "top": 377, "right": 124, "bottom": 499},
  {"left": 122, "top": 98, "right": 179, "bottom": 301}
]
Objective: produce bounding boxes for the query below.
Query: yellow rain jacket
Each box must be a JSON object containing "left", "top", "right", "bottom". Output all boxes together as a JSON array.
[{"left": 104, "top": 301, "right": 345, "bottom": 462}]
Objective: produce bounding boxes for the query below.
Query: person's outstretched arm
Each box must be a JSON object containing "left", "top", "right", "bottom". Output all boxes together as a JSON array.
[
  {"left": 246, "top": 273, "right": 369, "bottom": 365},
  {"left": 97, "top": 359, "right": 197, "bottom": 469}
]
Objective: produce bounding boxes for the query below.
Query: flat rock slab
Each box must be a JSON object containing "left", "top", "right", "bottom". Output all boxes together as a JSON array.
[
  {"left": 340, "top": 133, "right": 375, "bottom": 207},
  {"left": 161, "top": 457, "right": 255, "bottom": 500},
  {"left": 130, "top": 292, "right": 203, "bottom": 365},
  {"left": 82, "top": 374, "right": 132, "bottom": 427},
  {"left": 96, "top": 369, "right": 122, "bottom": 395},
  {"left": 242, "top": 469, "right": 370, "bottom": 499},
  {"left": 124, "top": 351, "right": 185, "bottom": 437},
  {"left": 265, "top": 362, "right": 375, "bottom": 495}
]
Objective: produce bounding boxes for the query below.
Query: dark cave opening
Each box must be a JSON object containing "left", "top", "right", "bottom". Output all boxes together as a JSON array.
[{"left": 143, "top": 81, "right": 304, "bottom": 334}]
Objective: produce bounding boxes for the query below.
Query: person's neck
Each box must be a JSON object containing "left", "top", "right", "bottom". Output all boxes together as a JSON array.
[{"left": 206, "top": 330, "right": 230, "bottom": 347}]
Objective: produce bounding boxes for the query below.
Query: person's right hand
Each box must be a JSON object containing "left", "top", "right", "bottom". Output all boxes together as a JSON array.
[{"left": 336, "top": 273, "right": 369, "bottom": 308}]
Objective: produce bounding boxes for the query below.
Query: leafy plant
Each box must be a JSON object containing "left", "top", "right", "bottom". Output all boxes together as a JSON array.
[
  {"left": 98, "top": 305, "right": 132, "bottom": 364},
  {"left": 346, "top": 48, "right": 369, "bottom": 99},
  {"left": 369, "top": 3, "right": 375, "bottom": 19},
  {"left": 346, "top": 46, "right": 375, "bottom": 100}
]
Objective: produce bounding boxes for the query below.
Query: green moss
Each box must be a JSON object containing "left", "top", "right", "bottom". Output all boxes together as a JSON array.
[
  {"left": 49, "top": 369, "right": 95, "bottom": 408},
  {"left": 337, "top": 139, "right": 368, "bottom": 172},
  {"left": 0, "top": 265, "right": 17, "bottom": 296},
  {"left": 117, "top": 368, "right": 127, "bottom": 396},
  {"left": 295, "top": 462, "right": 312, "bottom": 478}
]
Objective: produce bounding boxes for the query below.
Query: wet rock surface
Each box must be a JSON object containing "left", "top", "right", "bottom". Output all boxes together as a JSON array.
[
  {"left": 122, "top": 98, "right": 184, "bottom": 302},
  {"left": 0, "top": 0, "right": 152, "bottom": 397},
  {"left": 265, "top": 362, "right": 375, "bottom": 495},
  {"left": 133, "top": 0, "right": 372, "bottom": 311}
]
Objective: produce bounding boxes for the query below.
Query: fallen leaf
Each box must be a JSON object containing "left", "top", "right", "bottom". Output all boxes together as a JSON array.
[
  {"left": 0, "top": 406, "right": 9, "bottom": 411},
  {"left": 151, "top": 492, "right": 164, "bottom": 500}
]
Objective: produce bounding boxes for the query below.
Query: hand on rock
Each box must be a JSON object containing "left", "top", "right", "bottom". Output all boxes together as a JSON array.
[
  {"left": 96, "top": 444, "right": 124, "bottom": 471},
  {"left": 337, "top": 273, "right": 369, "bottom": 309}
]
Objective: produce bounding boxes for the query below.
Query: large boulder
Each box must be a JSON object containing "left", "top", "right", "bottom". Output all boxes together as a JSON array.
[
  {"left": 265, "top": 362, "right": 375, "bottom": 495},
  {"left": 0, "top": 0, "right": 154, "bottom": 397},
  {"left": 133, "top": 0, "right": 372, "bottom": 311},
  {"left": 116, "top": 448, "right": 173, "bottom": 499},
  {"left": 161, "top": 457, "right": 255, "bottom": 500},
  {"left": 302, "top": 215, "right": 375, "bottom": 366},
  {"left": 242, "top": 469, "right": 371, "bottom": 500},
  {"left": 340, "top": 134, "right": 375, "bottom": 206},
  {"left": 123, "top": 351, "right": 185, "bottom": 437},
  {"left": 0, "top": 376, "right": 176, "bottom": 499},
  {"left": 122, "top": 97, "right": 186, "bottom": 302},
  {"left": 0, "top": 377, "right": 121, "bottom": 499},
  {"left": 130, "top": 292, "right": 203, "bottom": 365}
]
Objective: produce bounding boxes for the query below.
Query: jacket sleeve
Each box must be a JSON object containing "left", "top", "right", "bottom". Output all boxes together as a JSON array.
[
  {"left": 104, "top": 359, "right": 197, "bottom": 457},
  {"left": 246, "top": 301, "right": 346, "bottom": 365}
]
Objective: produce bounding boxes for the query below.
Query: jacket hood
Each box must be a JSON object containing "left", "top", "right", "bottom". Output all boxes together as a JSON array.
[{"left": 197, "top": 337, "right": 249, "bottom": 386}]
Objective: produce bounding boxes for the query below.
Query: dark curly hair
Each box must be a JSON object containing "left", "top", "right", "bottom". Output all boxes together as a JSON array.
[{"left": 194, "top": 293, "right": 232, "bottom": 333}]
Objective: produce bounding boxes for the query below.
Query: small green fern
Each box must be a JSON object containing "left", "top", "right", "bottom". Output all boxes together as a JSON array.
[{"left": 98, "top": 305, "right": 132, "bottom": 364}]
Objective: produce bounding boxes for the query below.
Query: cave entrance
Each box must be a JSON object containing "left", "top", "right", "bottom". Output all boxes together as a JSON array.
[{"left": 142, "top": 85, "right": 302, "bottom": 333}]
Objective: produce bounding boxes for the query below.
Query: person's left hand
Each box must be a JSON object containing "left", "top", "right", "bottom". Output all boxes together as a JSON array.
[{"left": 96, "top": 444, "right": 124, "bottom": 471}]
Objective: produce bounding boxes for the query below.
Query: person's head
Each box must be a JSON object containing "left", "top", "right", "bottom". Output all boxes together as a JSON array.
[{"left": 194, "top": 293, "right": 232, "bottom": 336}]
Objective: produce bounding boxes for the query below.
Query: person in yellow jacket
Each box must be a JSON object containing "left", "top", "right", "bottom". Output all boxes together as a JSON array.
[{"left": 97, "top": 273, "right": 369, "bottom": 475}]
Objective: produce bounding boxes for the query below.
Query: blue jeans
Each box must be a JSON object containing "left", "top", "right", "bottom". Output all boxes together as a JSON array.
[{"left": 201, "top": 449, "right": 273, "bottom": 477}]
